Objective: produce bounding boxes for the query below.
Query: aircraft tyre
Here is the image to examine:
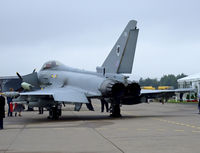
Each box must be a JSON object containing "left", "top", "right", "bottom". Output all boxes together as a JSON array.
[
  {"left": 52, "top": 107, "right": 59, "bottom": 120},
  {"left": 48, "top": 106, "right": 61, "bottom": 120},
  {"left": 110, "top": 104, "right": 121, "bottom": 117}
]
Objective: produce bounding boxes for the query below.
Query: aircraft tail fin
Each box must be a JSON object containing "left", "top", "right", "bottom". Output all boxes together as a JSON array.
[{"left": 100, "top": 20, "right": 139, "bottom": 74}]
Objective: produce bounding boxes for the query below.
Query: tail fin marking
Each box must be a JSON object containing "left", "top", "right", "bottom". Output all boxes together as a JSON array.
[{"left": 101, "top": 20, "right": 139, "bottom": 74}]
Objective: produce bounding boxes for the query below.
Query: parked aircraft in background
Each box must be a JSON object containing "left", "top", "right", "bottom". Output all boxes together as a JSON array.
[{"left": 0, "top": 20, "right": 193, "bottom": 119}]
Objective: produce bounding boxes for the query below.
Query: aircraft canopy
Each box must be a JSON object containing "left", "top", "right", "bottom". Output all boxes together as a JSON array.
[{"left": 41, "top": 61, "right": 63, "bottom": 71}]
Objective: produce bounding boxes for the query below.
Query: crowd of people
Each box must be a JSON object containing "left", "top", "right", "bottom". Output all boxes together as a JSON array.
[
  {"left": 0, "top": 88, "right": 25, "bottom": 130},
  {"left": 0, "top": 95, "right": 5, "bottom": 130},
  {"left": 7, "top": 90, "right": 25, "bottom": 117}
]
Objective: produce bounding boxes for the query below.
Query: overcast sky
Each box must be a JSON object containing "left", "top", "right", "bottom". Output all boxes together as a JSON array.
[{"left": 0, "top": 0, "right": 200, "bottom": 80}]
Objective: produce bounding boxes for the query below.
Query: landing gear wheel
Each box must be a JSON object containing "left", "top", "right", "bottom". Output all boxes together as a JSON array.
[
  {"left": 52, "top": 107, "right": 59, "bottom": 120},
  {"left": 110, "top": 104, "right": 121, "bottom": 117},
  {"left": 48, "top": 105, "right": 61, "bottom": 120}
]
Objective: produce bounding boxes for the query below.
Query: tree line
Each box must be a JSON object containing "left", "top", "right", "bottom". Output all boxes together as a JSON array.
[{"left": 139, "top": 73, "right": 187, "bottom": 89}]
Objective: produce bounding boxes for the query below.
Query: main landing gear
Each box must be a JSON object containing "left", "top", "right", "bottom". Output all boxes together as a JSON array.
[
  {"left": 110, "top": 103, "right": 121, "bottom": 117},
  {"left": 48, "top": 105, "right": 62, "bottom": 120}
]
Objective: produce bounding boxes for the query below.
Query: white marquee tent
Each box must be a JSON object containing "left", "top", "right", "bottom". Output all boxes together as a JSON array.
[{"left": 178, "top": 73, "right": 200, "bottom": 94}]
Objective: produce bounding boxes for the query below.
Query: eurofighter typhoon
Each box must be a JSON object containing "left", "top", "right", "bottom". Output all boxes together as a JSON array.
[{"left": 0, "top": 20, "right": 192, "bottom": 119}]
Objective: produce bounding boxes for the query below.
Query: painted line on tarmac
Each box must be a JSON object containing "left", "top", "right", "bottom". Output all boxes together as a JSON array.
[
  {"left": 192, "top": 131, "right": 200, "bottom": 133},
  {"left": 157, "top": 128, "right": 166, "bottom": 131},
  {"left": 123, "top": 112, "right": 200, "bottom": 132},
  {"left": 136, "top": 128, "right": 149, "bottom": 131},
  {"left": 152, "top": 118, "right": 200, "bottom": 130},
  {"left": 94, "top": 128, "right": 125, "bottom": 153},
  {"left": 174, "top": 130, "right": 184, "bottom": 132}
]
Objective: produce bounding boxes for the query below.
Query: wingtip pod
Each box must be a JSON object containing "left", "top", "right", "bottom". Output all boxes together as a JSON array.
[{"left": 101, "top": 20, "right": 139, "bottom": 74}]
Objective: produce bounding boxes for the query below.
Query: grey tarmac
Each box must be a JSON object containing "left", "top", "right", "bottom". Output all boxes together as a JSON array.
[{"left": 0, "top": 101, "right": 200, "bottom": 153}]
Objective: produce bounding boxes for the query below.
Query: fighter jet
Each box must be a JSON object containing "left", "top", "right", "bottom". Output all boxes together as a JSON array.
[{"left": 0, "top": 20, "right": 194, "bottom": 119}]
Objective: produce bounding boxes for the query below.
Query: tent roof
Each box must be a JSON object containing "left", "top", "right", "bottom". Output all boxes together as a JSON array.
[{"left": 178, "top": 73, "right": 200, "bottom": 82}]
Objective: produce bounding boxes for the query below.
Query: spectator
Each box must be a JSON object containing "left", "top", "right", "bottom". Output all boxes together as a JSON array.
[
  {"left": 198, "top": 94, "right": 200, "bottom": 114},
  {"left": 7, "top": 88, "right": 14, "bottom": 117},
  {"left": 14, "top": 103, "right": 25, "bottom": 117},
  {"left": 0, "top": 95, "right": 5, "bottom": 130},
  {"left": 101, "top": 99, "right": 109, "bottom": 112},
  {"left": 7, "top": 98, "right": 14, "bottom": 117},
  {"left": 38, "top": 107, "right": 44, "bottom": 114}
]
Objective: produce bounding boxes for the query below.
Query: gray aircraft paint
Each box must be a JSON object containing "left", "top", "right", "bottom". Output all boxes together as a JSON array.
[
  {"left": 11, "top": 20, "right": 139, "bottom": 108},
  {"left": 0, "top": 20, "right": 194, "bottom": 118},
  {"left": 102, "top": 20, "right": 138, "bottom": 74},
  {"left": 38, "top": 70, "right": 105, "bottom": 97}
]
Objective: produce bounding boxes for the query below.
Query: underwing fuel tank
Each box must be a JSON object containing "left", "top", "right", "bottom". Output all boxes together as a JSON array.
[{"left": 21, "top": 82, "right": 33, "bottom": 91}]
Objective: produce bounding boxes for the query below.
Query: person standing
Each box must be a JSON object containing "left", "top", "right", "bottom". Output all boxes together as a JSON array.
[
  {"left": 14, "top": 103, "right": 25, "bottom": 117},
  {"left": 198, "top": 94, "right": 200, "bottom": 114},
  {"left": 14, "top": 103, "right": 18, "bottom": 116},
  {"left": 0, "top": 95, "right": 5, "bottom": 130},
  {"left": 198, "top": 102, "right": 200, "bottom": 114},
  {"left": 101, "top": 99, "right": 109, "bottom": 112},
  {"left": 86, "top": 99, "right": 94, "bottom": 111},
  {"left": 7, "top": 88, "right": 14, "bottom": 117},
  {"left": 38, "top": 107, "right": 44, "bottom": 114},
  {"left": 7, "top": 97, "right": 13, "bottom": 117}
]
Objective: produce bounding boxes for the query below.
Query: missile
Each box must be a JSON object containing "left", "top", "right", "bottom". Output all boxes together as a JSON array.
[{"left": 1, "top": 92, "right": 20, "bottom": 98}]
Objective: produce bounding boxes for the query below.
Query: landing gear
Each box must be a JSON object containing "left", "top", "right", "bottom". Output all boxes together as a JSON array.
[
  {"left": 110, "top": 104, "right": 121, "bottom": 117},
  {"left": 48, "top": 105, "right": 62, "bottom": 119}
]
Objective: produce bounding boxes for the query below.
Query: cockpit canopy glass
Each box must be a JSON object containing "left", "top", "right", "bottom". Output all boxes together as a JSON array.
[{"left": 41, "top": 61, "right": 62, "bottom": 71}]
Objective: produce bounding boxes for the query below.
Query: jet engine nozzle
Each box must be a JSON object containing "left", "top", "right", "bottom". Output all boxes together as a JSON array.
[
  {"left": 121, "top": 82, "right": 141, "bottom": 105},
  {"left": 126, "top": 82, "right": 141, "bottom": 97},
  {"left": 100, "top": 80, "right": 125, "bottom": 97}
]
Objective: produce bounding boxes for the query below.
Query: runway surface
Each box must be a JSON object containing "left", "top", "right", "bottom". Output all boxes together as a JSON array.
[{"left": 0, "top": 101, "right": 200, "bottom": 153}]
